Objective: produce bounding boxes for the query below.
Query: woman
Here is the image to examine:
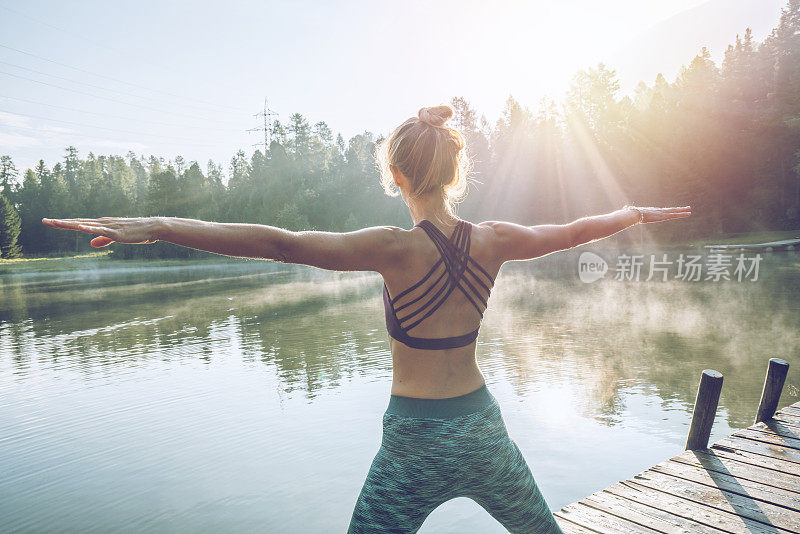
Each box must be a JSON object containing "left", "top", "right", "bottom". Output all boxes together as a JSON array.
[{"left": 42, "top": 105, "right": 690, "bottom": 533}]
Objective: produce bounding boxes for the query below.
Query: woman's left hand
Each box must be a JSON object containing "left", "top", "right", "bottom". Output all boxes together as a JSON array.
[
  {"left": 42, "top": 217, "right": 161, "bottom": 248},
  {"left": 636, "top": 206, "right": 692, "bottom": 224}
]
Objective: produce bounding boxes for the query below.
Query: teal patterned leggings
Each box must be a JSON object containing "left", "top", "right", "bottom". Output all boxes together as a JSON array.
[{"left": 347, "top": 385, "right": 564, "bottom": 533}]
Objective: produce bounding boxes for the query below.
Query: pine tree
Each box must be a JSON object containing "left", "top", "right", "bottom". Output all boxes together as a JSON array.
[
  {"left": 451, "top": 96, "right": 478, "bottom": 132},
  {"left": 288, "top": 113, "right": 310, "bottom": 157},
  {"left": 0, "top": 192, "right": 22, "bottom": 258},
  {"left": 0, "top": 155, "right": 18, "bottom": 200}
]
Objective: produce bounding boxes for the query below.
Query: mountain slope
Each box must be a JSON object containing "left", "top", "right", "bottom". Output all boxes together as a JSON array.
[{"left": 608, "top": 0, "right": 785, "bottom": 92}]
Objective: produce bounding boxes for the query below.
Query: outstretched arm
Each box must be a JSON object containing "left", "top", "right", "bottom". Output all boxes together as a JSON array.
[
  {"left": 41, "top": 216, "right": 405, "bottom": 273},
  {"left": 485, "top": 205, "right": 691, "bottom": 262}
]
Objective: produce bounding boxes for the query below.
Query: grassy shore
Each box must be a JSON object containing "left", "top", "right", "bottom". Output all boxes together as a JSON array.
[
  {"left": 0, "top": 250, "right": 253, "bottom": 275},
  {"left": 0, "top": 250, "right": 112, "bottom": 271}
]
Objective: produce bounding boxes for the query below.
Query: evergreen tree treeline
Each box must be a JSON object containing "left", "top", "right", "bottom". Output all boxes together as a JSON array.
[
  {"left": 2, "top": 1, "right": 799, "bottom": 259},
  {"left": 0, "top": 193, "right": 21, "bottom": 258}
]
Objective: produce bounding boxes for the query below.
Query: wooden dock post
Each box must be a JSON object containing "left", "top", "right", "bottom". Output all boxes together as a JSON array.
[
  {"left": 685, "top": 369, "right": 723, "bottom": 450},
  {"left": 556, "top": 360, "right": 799, "bottom": 533},
  {"left": 556, "top": 395, "right": 800, "bottom": 533},
  {"left": 755, "top": 357, "right": 790, "bottom": 423}
]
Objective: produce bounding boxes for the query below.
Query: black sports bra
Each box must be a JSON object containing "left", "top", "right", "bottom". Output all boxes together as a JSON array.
[{"left": 382, "top": 219, "right": 495, "bottom": 350}]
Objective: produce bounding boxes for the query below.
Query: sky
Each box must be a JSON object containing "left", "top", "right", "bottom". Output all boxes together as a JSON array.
[{"left": 0, "top": 0, "right": 787, "bottom": 173}]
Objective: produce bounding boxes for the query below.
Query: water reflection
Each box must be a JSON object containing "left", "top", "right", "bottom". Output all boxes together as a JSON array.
[
  {"left": 1, "top": 251, "right": 798, "bottom": 532},
  {"left": 3, "top": 253, "right": 799, "bottom": 424}
]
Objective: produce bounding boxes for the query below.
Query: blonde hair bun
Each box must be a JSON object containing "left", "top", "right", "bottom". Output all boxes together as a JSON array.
[
  {"left": 418, "top": 105, "right": 454, "bottom": 127},
  {"left": 376, "top": 104, "right": 471, "bottom": 214}
]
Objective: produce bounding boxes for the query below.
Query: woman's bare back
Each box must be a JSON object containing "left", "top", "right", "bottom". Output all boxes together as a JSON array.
[{"left": 381, "top": 219, "right": 503, "bottom": 398}]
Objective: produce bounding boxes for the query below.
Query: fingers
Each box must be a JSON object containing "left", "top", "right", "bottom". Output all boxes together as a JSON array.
[
  {"left": 78, "top": 224, "right": 115, "bottom": 237},
  {"left": 42, "top": 219, "right": 119, "bottom": 236},
  {"left": 638, "top": 207, "right": 690, "bottom": 211},
  {"left": 645, "top": 207, "right": 690, "bottom": 212},
  {"left": 650, "top": 207, "right": 691, "bottom": 219},
  {"left": 77, "top": 225, "right": 118, "bottom": 246},
  {"left": 651, "top": 212, "right": 691, "bottom": 222},
  {"left": 64, "top": 223, "right": 114, "bottom": 239},
  {"left": 45, "top": 216, "right": 127, "bottom": 221},
  {"left": 41, "top": 218, "right": 118, "bottom": 245},
  {"left": 663, "top": 206, "right": 690, "bottom": 212},
  {"left": 42, "top": 217, "right": 128, "bottom": 228},
  {"left": 639, "top": 205, "right": 691, "bottom": 224},
  {"left": 72, "top": 224, "right": 99, "bottom": 234},
  {"left": 42, "top": 219, "right": 85, "bottom": 230}
]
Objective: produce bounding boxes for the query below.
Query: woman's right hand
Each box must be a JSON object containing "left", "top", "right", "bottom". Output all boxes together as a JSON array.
[{"left": 41, "top": 217, "right": 161, "bottom": 247}]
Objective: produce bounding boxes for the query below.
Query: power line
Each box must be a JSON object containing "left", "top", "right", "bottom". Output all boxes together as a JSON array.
[
  {"left": 0, "top": 70, "right": 243, "bottom": 127},
  {"left": 0, "top": 94, "right": 242, "bottom": 132},
  {"left": 0, "top": 42, "right": 250, "bottom": 114},
  {"left": 0, "top": 58, "right": 242, "bottom": 117},
  {"left": 247, "top": 97, "right": 278, "bottom": 153},
  {"left": 2, "top": 121, "right": 220, "bottom": 148},
  {"left": 0, "top": 108, "right": 225, "bottom": 145},
  {"left": 0, "top": 3, "right": 181, "bottom": 82}
]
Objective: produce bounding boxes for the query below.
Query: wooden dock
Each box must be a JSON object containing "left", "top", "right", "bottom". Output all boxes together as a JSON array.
[{"left": 554, "top": 359, "right": 800, "bottom": 533}]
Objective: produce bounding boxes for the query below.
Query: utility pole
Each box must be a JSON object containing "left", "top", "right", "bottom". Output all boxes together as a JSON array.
[{"left": 247, "top": 97, "right": 278, "bottom": 154}]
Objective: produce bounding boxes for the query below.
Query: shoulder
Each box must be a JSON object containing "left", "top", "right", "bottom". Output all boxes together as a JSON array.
[
  {"left": 363, "top": 225, "right": 408, "bottom": 254},
  {"left": 350, "top": 224, "right": 414, "bottom": 267},
  {"left": 328, "top": 225, "right": 409, "bottom": 257},
  {"left": 471, "top": 220, "right": 540, "bottom": 264},
  {"left": 472, "top": 220, "right": 526, "bottom": 247}
]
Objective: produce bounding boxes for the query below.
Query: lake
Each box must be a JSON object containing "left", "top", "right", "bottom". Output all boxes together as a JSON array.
[{"left": 1, "top": 247, "right": 798, "bottom": 533}]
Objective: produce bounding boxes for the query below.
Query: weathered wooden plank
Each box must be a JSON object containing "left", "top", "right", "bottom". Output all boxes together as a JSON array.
[
  {"left": 579, "top": 490, "right": 725, "bottom": 533},
  {"left": 749, "top": 422, "right": 800, "bottom": 444},
  {"left": 556, "top": 401, "right": 800, "bottom": 534},
  {"left": 710, "top": 443, "right": 800, "bottom": 477},
  {"left": 650, "top": 458, "right": 800, "bottom": 511},
  {"left": 768, "top": 422, "right": 800, "bottom": 440},
  {"left": 621, "top": 470, "right": 800, "bottom": 533},
  {"left": 554, "top": 517, "right": 605, "bottom": 534},
  {"left": 731, "top": 429, "right": 800, "bottom": 451},
  {"left": 773, "top": 413, "right": 800, "bottom": 431},
  {"left": 715, "top": 435, "right": 800, "bottom": 465},
  {"left": 670, "top": 450, "right": 800, "bottom": 494},
  {"left": 774, "top": 408, "right": 800, "bottom": 425},
  {"left": 556, "top": 501, "right": 659, "bottom": 533},
  {"left": 782, "top": 406, "right": 800, "bottom": 417},
  {"left": 777, "top": 407, "right": 800, "bottom": 419}
]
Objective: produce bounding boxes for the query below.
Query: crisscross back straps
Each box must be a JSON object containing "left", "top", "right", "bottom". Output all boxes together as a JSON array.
[{"left": 390, "top": 220, "right": 494, "bottom": 334}]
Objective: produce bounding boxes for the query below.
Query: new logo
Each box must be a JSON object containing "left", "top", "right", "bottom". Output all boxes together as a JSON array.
[{"left": 578, "top": 252, "right": 607, "bottom": 283}]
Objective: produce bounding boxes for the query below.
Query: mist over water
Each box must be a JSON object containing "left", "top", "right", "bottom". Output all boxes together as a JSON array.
[{"left": 1, "top": 251, "right": 798, "bottom": 533}]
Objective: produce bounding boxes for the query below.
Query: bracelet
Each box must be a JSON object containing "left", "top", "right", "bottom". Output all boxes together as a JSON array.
[{"left": 623, "top": 205, "right": 644, "bottom": 224}]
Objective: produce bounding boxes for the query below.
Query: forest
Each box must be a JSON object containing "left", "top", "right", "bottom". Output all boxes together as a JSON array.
[{"left": 0, "top": 1, "right": 798, "bottom": 259}]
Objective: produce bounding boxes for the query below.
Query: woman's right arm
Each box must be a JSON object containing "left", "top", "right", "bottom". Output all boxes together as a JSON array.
[
  {"left": 42, "top": 216, "right": 406, "bottom": 273},
  {"left": 485, "top": 205, "right": 691, "bottom": 262}
]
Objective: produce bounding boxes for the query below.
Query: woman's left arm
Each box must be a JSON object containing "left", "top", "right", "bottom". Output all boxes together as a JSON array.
[{"left": 42, "top": 216, "right": 405, "bottom": 273}]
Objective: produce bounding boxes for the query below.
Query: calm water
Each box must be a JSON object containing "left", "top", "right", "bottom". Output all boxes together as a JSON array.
[{"left": 1, "top": 248, "right": 799, "bottom": 533}]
